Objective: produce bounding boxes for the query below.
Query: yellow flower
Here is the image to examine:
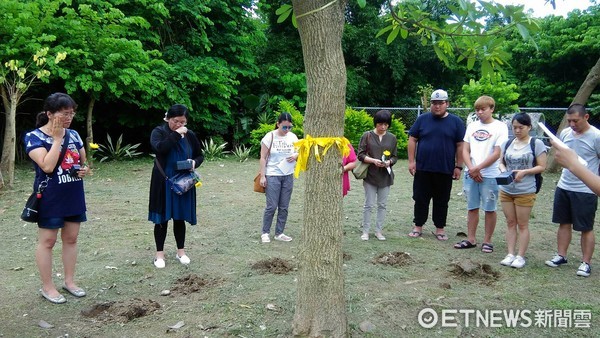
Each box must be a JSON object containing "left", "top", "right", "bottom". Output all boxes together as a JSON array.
[
  {"left": 383, "top": 150, "right": 391, "bottom": 157},
  {"left": 89, "top": 143, "right": 100, "bottom": 149}
]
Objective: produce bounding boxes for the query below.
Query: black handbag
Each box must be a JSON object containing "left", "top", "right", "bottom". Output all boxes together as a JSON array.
[{"left": 21, "top": 131, "right": 70, "bottom": 223}]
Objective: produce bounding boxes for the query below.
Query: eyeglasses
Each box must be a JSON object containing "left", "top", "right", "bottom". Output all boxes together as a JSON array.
[
  {"left": 57, "top": 111, "right": 76, "bottom": 118},
  {"left": 281, "top": 125, "right": 293, "bottom": 130},
  {"left": 170, "top": 119, "right": 187, "bottom": 126}
]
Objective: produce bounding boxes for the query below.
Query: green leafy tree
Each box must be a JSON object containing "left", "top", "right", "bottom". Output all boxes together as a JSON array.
[
  {"left": 0, "top": 48, "right": 66, "bottom": 188},
  {"left": 457, "top": 75, "right": 520, "bottom": 114},
  {"left": 279, "top": 1, "right": 539, "bottom": 335},
  {"left": 506, "top": 5, "right": 600, "bottom": 106}
]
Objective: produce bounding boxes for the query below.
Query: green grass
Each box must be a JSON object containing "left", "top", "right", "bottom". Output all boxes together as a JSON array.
[{"left": 0, "top": 157, "right": 599, "bottom": 337}]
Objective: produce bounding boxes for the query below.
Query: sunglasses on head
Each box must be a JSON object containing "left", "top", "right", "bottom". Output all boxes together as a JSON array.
[{"left": 281, "top": 125, "right": 293, "bottom": 130}]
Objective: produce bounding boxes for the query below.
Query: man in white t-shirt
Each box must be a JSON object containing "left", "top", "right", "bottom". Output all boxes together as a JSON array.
[{"left": 454, "top": 96, "right": 508, "bottom": 253}]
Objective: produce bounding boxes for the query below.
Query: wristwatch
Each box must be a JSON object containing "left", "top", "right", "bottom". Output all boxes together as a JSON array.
[{"left": 455, "top": 166, "right": 463, "bottom": 170}]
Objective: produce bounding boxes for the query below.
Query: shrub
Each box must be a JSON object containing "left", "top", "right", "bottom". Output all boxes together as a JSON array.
[
  {"left": 232, "top": 144, "right": 252, "bottom": 162},
  {"left": 344, "top": 107, "right": 373, "bottom": 146},
  {"left": 457, "top": 75, "right": 520, "bottom": 115},
  {"left": 96, "top": 134, "right": 143, "bottom": 162},
  {"left": 344, "top": 107, "right": 409, "bottom": 159},
  {"left": 202, "top": 138, "right": 228, "bottom": 161},
  {"left": 250, "top": 100, "right": 305, "bottom": 157}
]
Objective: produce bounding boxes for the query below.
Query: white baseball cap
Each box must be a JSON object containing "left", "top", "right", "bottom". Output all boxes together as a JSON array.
[{"left": 431, "top": 89, "right": 448, "bottom": 101}]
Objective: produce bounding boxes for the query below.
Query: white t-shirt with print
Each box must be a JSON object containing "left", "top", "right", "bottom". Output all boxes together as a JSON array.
[
  {"left": 261, "top": 130, "right": 298, "bottom": 176},
  {"left": 464, "top": 119, "right": 509, "bottom": 178}
]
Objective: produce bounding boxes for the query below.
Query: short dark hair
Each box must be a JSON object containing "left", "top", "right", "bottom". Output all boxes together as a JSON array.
[
  {"left": 567, "top": 103, "right": 587, "bottom": 117},
  {"left": 512, "top": 113, "right": 532, "bottom": 127},
  {"left": 373, "top": 109, "right": 392, "bottom": 126},
  {"left": 36, "top": 93, "right": 77, "bottom": 127},
  {"left": 166, "top": 104, "right": 189, "bottom": 119}
]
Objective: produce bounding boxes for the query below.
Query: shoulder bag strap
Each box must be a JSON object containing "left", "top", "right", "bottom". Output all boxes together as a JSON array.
[
  {"left": 55, "top": 129, "right": 70, "bottom": 173},
  {"left": 155, "top": 158, "right": 168, "bottom": 180}
]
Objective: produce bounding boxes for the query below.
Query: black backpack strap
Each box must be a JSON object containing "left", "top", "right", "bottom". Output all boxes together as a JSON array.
[
  {"left": 529, "top": 137, "right": 537, "bottom": 166},
  {"left": 502, "top": 137, "right": 515, "bottom": 165}
]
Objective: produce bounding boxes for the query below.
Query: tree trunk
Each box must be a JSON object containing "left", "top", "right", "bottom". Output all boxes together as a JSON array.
[
  {"left": 547, "top": 56, "right": 600, "bottom": 172},
  {"left": 0, "top": 90, "right": 17, "bottom": 189},
  {"left": 0, "top": 86, "right": 9, "bottom": 189},
  {"left": 86, "top": 96, "right": 95, "bottom": 166},
  {"left": 292, "top": 1, "right": 348, "bottom": 337}
]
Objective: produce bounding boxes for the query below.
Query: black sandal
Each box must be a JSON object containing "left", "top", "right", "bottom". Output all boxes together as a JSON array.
[{"left": 454, "top": 239, "right": 476, "bottom": 249}]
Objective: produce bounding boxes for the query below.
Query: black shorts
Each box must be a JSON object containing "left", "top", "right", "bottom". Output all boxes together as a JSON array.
[{"left": 552, "top": 187, "right": 597, "bottom": 231}]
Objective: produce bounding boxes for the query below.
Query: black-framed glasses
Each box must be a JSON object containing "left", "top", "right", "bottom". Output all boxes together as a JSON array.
[{"left": 281, "top": 125, "right": 293, "bottom": 130}]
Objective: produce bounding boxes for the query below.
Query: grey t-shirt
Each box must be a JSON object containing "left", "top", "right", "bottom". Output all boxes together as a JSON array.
[
  {"left": 557, "top": 126, "right": 600, "bottom": 194},
  {"left": 500, "top": 138, "right": 547, "bottom": 195}
]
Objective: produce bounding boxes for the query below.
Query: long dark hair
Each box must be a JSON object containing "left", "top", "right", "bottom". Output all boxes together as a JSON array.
[
  {"left": 35, "top": 93, "right": 77, "bottom": 128},
  {"left": 275, "top": 112, "right": 293, "bottom": 130}
]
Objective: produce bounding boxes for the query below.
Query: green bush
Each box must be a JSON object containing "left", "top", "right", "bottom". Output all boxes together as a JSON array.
[
  {"left": 250, "top": 100, "right": 304, "bottom": 157},
  {"left": 249, "top": 102, "right": 409, "bottom": 159},
  {"left": 456, "top": 75, "right": 520, "bottom": 115},
  {"left": 202, "top": 138, "right": 229, "bottom": 161},
  {"left": 344, "top": 107, "right": 409, "bottom": 159},
  {"left": 96, "top": 134, "right": 143, "bottom": 162},
  {"left": 343, "top": 107, "right": 373, "bottom": 147},
  {"left": 232, "top": 144, "right": 252, "bottom": 162}
]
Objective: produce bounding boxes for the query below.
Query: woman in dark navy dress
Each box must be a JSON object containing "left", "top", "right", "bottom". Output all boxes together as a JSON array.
[{"left": 148, "top": 104, "right": 203, "bottom": 268}]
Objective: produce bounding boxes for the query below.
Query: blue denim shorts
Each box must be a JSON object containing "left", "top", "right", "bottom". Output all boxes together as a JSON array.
[
  {"left": 463, "top": 174, "right": 499, "bottom": 211},
  {"left": 38, "top": 213, "right": 87, "bottom": 229}
]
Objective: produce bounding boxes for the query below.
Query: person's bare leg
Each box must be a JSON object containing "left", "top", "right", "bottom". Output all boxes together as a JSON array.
[
  {"left": 61, "top": 221, "right": 81, "bottom": 290},
  {"left": 36, "top": 228, "right": 60, "bottom": 297}
]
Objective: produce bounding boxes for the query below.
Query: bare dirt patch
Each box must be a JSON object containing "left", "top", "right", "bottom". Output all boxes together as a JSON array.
[
  {"left": 81, "top": 298, "right": 160, "bottom": 323},
  {"left": 171, "top": 273, "right": 222, "bottom": 295},
  {"left": 449, "top": 259, "right": 500, "bottom": 285},
  {"left": 251, "top": 257, "right": 294, "bottom": 274},
  {"left": 372, "top": 251, "right": 413, "bottom": 267}
]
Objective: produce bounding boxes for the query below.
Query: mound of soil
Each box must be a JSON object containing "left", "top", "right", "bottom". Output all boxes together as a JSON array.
[
  {"left": 81, "top": 298, "right": 160, "bottom": 323},
  {"left": 449, "top": 259, "right": 499, "bottom": 285},
  {"left": 251, "top": 257, "right": 293, "bottom": 274},
  {"left": 372, "top": 252, "right": 413, "bottom": 267},
  {"left": 171, "top": 273, "right": 221, "bottom": 295}
]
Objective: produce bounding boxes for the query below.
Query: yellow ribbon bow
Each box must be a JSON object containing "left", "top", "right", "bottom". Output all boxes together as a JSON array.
[{"left": 294, "top": 135, "right": 351, "bottom": 178}]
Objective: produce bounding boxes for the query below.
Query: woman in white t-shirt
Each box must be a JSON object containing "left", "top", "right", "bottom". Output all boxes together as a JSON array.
[
  {"left": 258, "top": 113, "right": 299, "bottom": 243},
  {"left": 498, "top": 113, "right": 547, "bottom": 268}
]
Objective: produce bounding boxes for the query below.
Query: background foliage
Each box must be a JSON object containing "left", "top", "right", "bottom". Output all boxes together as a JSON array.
[{"left": 1, "top": 1, "right": 599, "bottom": 161}]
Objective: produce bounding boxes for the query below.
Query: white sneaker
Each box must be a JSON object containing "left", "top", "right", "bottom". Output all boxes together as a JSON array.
[
  {"left": 511, "top": 255, "right": 526, "bottom": 268},
  {"left": 261, "top": 233, "right": 270, "bottom": 243},
  {"left": 500, "top": 254, "right": 516, "bottom": 266},
  {"left": 154, "top": 258, "right": 165, "bottom": 269},
  {"left": 375, "top": 232, "right": 386, "bottom": 241},
  {"left": 176, "top": 254, "right": 190, "bottom": 265},
  {"left": 360, "top": 233, "right": 369, "bottom": 241},
  {"left": 274, "top": 233, "right": 292, "bottom": 242},
  {"left": 577, "top": 262, "right": 591, "bottom": 277}
]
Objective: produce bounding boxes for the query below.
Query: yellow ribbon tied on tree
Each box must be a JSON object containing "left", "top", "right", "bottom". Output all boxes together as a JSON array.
[{"left": 294, "top": 135, "right": 351, "bottom": 178}]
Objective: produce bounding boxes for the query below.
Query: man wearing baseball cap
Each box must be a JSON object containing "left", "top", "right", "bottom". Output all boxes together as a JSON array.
[{"left": 407, "top": 89, "right": 466, "bottom": 241}]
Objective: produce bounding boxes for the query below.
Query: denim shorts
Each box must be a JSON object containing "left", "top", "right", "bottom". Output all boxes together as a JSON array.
[
  {"left": 38, "top": 213, "right": 87, "bottom": 229},
  {"left": 463, "top": 174, "right": 499, "bottom": 211}
]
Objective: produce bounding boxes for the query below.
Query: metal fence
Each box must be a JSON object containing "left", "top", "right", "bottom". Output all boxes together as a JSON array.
[{"left": 353, "top": 106, "right": 586, "bottom": 144}]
